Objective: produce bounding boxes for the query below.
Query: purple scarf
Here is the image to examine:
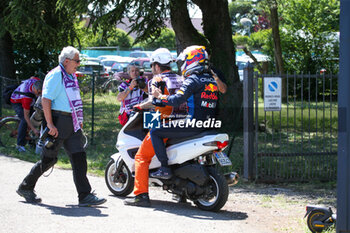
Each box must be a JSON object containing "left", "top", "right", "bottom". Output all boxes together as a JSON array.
[{"left": 59, "top": 64, "right": 83, "bottom": 132}]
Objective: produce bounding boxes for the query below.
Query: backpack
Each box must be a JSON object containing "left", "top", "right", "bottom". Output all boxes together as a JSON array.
[{"left": 3, "top": 84, "right": 35, "bottom": 105}]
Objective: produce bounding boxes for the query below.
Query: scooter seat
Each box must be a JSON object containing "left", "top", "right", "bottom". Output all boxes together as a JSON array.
[{"left": 166, "top": 130, "right": 218, "bottom": 147}]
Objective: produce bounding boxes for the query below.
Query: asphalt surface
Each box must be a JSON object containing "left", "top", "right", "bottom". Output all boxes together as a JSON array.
[{"left": 0, "top": 154, "right": 264, "bottom": 233}]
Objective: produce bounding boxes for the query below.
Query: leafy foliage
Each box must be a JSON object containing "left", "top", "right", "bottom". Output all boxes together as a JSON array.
[
  {"left": 232, "top": 34, "right": 249, "bottom": 47},
  {"left": 2, "top": 0, "right": 79, "bottom": 79},
  {"left": 229, "top": 0, "right": 255, "bottom": 34},
  {"left": 58, "top": 0, "right": 171, "bottom": 44},
  {"left": 248, "top": 29, "right": 272, "bottom": 51},
  {"left": 277, "top": 0, "right": 340, "bottom": 73},
  {"left": 239, "top": 0, "right": 340, "bottom": 74},
  {"left": 228, "top": 0, "right": 268, "bottom": 35},
  {"left": 75, "top": 20, "right": 134, "bottom": 49},
  {"left": 136, "top": 28, "right": 176, "bottom": 50}
]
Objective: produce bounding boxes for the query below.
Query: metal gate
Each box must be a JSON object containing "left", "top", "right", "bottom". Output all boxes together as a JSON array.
[{"left": 243, "top": 65, "right": 338, "bottom": 182}]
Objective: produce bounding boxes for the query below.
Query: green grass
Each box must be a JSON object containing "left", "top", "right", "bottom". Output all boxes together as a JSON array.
[{"left": 250, "top": 97, "right": 338, "bottom": 182}]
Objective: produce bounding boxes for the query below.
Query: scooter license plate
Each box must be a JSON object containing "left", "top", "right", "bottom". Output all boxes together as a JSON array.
[{"left": 214, "top": 152, "right": 232, "bottom": 166}]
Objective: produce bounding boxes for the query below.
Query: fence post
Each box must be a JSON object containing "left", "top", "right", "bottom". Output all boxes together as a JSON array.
[
  {"left": 243, "top": 63, "right": 255, "bottom": 180},
  {"left": 0, "top": 77, "right": 2, "bottom": 117},
  {"left": 91, "top": 72, "right": 96, "bottom": 145}
]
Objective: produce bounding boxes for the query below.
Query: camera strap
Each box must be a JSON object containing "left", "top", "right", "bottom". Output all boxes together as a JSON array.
[{"left": 41, "top": 164, "right": 54, "bottom": 177}]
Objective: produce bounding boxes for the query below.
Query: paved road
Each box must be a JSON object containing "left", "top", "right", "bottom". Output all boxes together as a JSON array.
[{"left": 0, "top": 154, "right": 264, "bottom": 233}]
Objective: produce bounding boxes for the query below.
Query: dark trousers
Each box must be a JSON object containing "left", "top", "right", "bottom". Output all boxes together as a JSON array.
[
  {"left": 19, "top": 112, "right": 91, "bottom": 201},
  {"left": 12, "top": 103, "right": 27, "bottom": 146},
  {"left": 150, "top": 125, "right": 204, "bottom": 167}
]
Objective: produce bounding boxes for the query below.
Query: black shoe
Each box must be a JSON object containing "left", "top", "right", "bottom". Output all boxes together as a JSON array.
[
  {"left": 124, "top": 193, "right": 151, "bottom": 207},
  {"left": 79, "top": 193, "right": 107, "bottom": 207},
  {"left": 16, "top": 187, "right": 42, "bottom": 203},
  {"left": 150, "top": 167, "right": 173, "bottom": 179}
]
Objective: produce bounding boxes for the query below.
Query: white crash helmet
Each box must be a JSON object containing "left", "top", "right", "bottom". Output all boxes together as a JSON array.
[{"left": 150, "top": 48, "right": 173, "bottom": 65}]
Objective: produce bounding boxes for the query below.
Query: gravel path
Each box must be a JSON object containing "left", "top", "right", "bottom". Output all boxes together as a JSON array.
[
  {"left": 1, "top": 154, "right": 336, "bottom": 233},
  {"left": 0, "top": 154, "right": 266, "bottom": 233}
]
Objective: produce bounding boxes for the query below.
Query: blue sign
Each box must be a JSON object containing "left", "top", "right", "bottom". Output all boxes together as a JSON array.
[
  {"left": 264, "top": 77, "right": 282, "bottom": 111},
  {"left": 268, "top": 81, "right": 278, "bottom": 92}
]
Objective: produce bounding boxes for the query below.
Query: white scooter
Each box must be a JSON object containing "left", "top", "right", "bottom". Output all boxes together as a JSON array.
[{"left": 105, "top": 111, "right": 238, "bottom": 211}]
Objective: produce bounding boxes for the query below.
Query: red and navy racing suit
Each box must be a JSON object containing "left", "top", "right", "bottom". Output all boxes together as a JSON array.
[{"left": 150, "top": 72, "right": 219, "bottom": 167}]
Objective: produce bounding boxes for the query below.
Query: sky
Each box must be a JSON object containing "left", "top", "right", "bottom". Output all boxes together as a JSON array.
[
  {"left": 188, "top": 0, "right": 233, "bottom": 18},
  {"left": 188, "top": 4, "right": 202, "bottom": 18}
]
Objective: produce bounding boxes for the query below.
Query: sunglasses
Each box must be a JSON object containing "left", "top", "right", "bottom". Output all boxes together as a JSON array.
[{"left": 68, "top": 58, "right": 81, "bottom": 63}]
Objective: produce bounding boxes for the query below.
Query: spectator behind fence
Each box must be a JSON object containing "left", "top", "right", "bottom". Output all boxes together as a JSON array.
[
  {"left": 116, "top": 64, "right": 148, "bottom": 125},
  {"left": 16, "top": 46, "right": 106, "bottom": 207},
  {"left": 10, "top": 77, "right": 42, "bottom": 152}
]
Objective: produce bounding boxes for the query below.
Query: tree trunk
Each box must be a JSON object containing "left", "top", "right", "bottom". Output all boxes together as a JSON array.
[
  {"left": 192, "top": 0, "right": 238, "bottom": 83},
  {"left": 269, "top": 1, "right": 286, "bottom": 100},
  {"left": 194, "top": 0, "right": 242, "bottom": 132},
  {"left": 0, "top": 31, "right": 15, "bottom": 79},
  {"left": 169, "top": 0, "right": 208, "bottom": 54}
]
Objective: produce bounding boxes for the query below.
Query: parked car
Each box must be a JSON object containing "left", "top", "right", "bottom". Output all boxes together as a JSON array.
[
  {"left": 97, "top": 55, "right": 122, "bottom": 61},
  {"left": 76, "top": 61, "right": 108, "bottom": 78},
  {"left": 109, "top": 57, "right": 134, "bottom": 73},
  {"left": 101, "top": 59, "right": 120, "bottom": 73},
  {"left": 114, "top": 58, "right": 153, "bottom": 81},
  {"left": 129, "top": 51, "right": 152, "bottom": 58},
  {"left": 111, "top": 62, "right": 129, "bottom": 73}
]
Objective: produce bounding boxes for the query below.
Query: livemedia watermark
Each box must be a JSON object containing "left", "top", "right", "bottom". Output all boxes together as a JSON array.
[{"left": 143, "top": 110, "right": 222, "bottom": 129}]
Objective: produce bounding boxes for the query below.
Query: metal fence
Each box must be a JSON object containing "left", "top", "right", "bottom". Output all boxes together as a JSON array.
[
  {"left": 243, "top": 65, "right": 338, "bottom": 182},
  {"left": 0, "top": 74, "right": 121, "bottom": 146},
  {"left": 0, "top": 76, "right": 23, "bottom": 117}
]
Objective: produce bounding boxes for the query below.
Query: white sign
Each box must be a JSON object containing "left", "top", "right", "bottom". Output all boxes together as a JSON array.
[{"left": 264, "top": 77, "right": 282, "bottom": 111}]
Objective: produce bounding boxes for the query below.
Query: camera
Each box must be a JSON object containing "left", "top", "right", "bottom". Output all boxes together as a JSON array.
[
  {"left": 135, "top": 77, "right": 146, "bottom": 89},
  {"left": 153, "top": 81, "right": 166, "bottom": 93},
  {"left": 40, "top": 127, "right": 56, "bottom": 149},
  {"left": 30, "top": 96, "right": 44, "bottom": 128}
]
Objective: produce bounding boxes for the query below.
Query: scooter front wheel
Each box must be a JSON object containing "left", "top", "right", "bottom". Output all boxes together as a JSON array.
[
  {"left": 105, "top": 159, "right": 134, "bottom": 196},
  {"left": 307, "top": 210, "right": 327, "bottom": 233}
]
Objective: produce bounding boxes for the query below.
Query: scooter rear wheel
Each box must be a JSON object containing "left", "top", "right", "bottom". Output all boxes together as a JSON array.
[
  {"left": 194, "top": 167, "right": 229, "bottom": 212},
  {"left": 307, "top": 210, "right": 326, "bottom": 233},
  {"left": 105, "top": 159, "right": 134, "bottom": 196}
]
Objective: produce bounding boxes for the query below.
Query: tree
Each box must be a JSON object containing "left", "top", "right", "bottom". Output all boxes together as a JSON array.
[
  {"left": 60, "top": 0, "right": 241, "bottom": 131},
  {"left": 278, "top": 0, "right": 339, "bottom": 73},
  {"left": 76, "top": 20, "right": 134, "bottom": 49},
  {"left": 268, "top": 0, "right": 284, "bottom": 75},
  {"left": 1, "top": 0, "right": 79, "bottom": 80},
  {"left": 0, "top": 1, "right": 15, "bottom": 79},
  {"left": 228, "top": 0, "right": 256, "bottom": 35},
  {"left": 137, "top": 28, "right": 176, "bottom": 50}
]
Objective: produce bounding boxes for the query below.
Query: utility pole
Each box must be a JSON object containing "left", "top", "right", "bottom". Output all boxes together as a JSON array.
[{"left": 337, "top": 0, "right": 350, "bottom": 232}]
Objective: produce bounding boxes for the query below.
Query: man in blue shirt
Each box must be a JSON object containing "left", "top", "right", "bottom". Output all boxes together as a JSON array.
[{"left": 16, "top": 46, "right": 106, "bottom": 207}]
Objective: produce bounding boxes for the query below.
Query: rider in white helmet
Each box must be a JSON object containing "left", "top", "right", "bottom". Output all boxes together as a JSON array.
[{"left": 124, "top": 48, "right": 186, "bottom": 207}]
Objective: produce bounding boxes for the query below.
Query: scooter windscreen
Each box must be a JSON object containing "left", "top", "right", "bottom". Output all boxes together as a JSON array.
[{"left": 123, "top": 112, "right": 148, "bottom": 141}]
